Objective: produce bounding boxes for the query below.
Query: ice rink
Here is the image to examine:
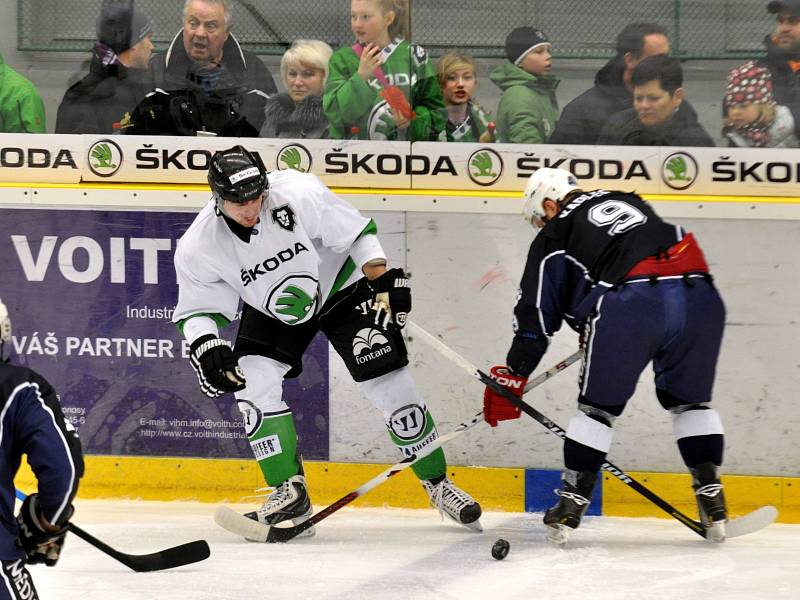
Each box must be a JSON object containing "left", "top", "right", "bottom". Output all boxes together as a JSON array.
[{"left": 28, "top": 499, "right": 798, "bottom": 600}]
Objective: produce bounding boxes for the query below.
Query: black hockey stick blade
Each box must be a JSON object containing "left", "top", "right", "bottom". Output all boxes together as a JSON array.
[
  {"left": 68, "top": 523, "right": 211, "bottom": 572},
  {"left": 15, "top": 489, "right": 211, "bottom": 571}
]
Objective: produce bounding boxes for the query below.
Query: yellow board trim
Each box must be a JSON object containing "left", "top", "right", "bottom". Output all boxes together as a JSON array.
[
  {"left": 1, "top": 181, "right": 800, "bottom": 205},
  {"left": 602, "top": 471, "right": 798, "bottom": 524},
  {"left": 14, "top": 456, "right": 525, "bottom": 512}
]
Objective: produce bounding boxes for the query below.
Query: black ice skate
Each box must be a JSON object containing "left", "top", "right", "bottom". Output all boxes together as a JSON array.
[
  {"left": 543, "top": 469, "right": 598, "bottom": 545},
  {"left": 422, "top": 476, "right": 483, "bottom": 531},
  {"left": 244, "top": 474, "right": 314, "bottom": 540},
  {"left": 691, "top": 462, "right": 727, "bottom": 543}
]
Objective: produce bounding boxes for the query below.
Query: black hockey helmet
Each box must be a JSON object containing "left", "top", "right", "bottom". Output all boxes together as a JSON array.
[{"left": 208, "top": 145, "right": 268, "bottom": 204}]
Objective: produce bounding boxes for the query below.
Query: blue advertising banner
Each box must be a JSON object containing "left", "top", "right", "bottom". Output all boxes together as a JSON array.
[{"left": 0, "top": 207, "right": 329, "bottom": 460}]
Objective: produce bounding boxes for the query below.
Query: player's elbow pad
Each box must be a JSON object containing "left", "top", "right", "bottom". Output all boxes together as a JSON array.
[{"left": 506, "top": 332, "right": 549, "bottom": 378}]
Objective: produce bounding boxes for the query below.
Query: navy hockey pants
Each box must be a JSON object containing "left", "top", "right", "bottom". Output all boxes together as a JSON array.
[{"left": 580, "top": 275, "right": 725, "bottom": 410}]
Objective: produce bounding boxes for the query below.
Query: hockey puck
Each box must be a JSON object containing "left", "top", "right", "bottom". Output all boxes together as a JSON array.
[{"left": 491, "top": 538, "right": 510, "bottom": 560}]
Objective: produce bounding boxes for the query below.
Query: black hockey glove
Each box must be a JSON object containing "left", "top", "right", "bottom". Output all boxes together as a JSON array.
[
  {"left": 505, "top": 331, "right": 549, "bottom": 378},
  {"left": 16, "top": 494, "right": 71, "bottom": 567},
  {"left": 189, "top": 334, "right": 246, "bottom": 398},
  {"left": 368, "top": 268, "right": 411, "bottom": 329}
]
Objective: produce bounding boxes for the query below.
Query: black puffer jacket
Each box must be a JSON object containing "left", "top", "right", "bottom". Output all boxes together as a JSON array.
[
  {"left": 126, "top": 30, "right": 277, "bottom": 136},
  {"left": 260, "top": 94, "right": 329, "bottom": 139},
  {"left": 597, "top": 101, "right": 715, "bottom": 147},
  {"left": 760, "top": 35, "right": 800, "bottom": 137},
  {"left": 548, "top": 58, "right": 631, "bottom": 145},
  {"left": 55, "top": 55, "right": 150, "bottom": 134}
]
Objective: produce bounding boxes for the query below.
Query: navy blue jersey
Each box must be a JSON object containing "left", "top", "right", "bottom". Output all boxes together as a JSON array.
[
  {"left": 0, "top": 364, "right": 83, "bottom": 560},
  {"left": 514, "top": 190, "right": 685, "bottom": 339}
]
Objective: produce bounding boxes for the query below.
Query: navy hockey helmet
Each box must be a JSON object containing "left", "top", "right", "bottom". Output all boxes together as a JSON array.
[{"left": 208, "top": 145, "right": 268, "bottom": 204}]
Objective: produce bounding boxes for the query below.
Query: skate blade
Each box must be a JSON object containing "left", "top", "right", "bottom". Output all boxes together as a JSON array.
[
  {"left": 546, "top": 524, "right": 571, "bottom": 546},
  {"left": 705, "top": 521, "right": 726, "bottom": 543},
  {"left": 461, "top": 518, "right": 483, "bottom": 533}
]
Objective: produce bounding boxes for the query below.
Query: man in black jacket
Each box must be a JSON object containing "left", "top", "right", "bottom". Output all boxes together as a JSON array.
[
  {"left": 55, "top": 1, "right": 153, "bottom": 134},
  {"left": 548, "top": 23, "right": 669, "bottom": 145},
  {"left": 597, "top": 55, "right": 715, "bottom": 147},
  {"left": 126, "top": 0, "right": 277, "bottom": 137},
  {"left": 762, "top": 0, "right": 800, "bottom": 137}
]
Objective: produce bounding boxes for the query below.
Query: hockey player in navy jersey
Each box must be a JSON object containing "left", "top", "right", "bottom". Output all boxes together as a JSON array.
[
  {"left": 174, "top": 145, "right": 481, "bottom": 538},
  {"left": 483, "top": 168, "right": 728, "bottom": 544},
  {"left": 0, "top": 299, "right": 84, "bottom": 599}
]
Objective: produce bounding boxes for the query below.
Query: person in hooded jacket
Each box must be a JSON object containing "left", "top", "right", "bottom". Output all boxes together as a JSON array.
[
  {"left": 55, "top": 1, "right": 154, "bottom": 134},
  {"left": 760, "top": 0, "right": 800, "bottom": 139},
  {"left": 597, "top": 55, "right": 715, "bottom": 147},
  {"left": 490, "top": 26, "right": 558, "bottom": 144}
]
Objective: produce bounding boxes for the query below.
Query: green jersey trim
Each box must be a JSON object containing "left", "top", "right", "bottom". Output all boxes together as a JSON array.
[{"left": 176, "top": 312, "right": 231, "bottom": 334}]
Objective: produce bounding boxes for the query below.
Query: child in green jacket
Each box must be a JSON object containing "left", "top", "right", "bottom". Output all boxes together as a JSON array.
[
  {"left": 436, "top": 51, "right": 494, "bottom": 143},
  {"left": 490, "top": 27, "right": 559, "bottom": 144},
  {"left": 323, "top": 0, "right": 445, "bottom": 141},
  {"left": 0, "top": 53, "right": 45, "bottom": 133}
]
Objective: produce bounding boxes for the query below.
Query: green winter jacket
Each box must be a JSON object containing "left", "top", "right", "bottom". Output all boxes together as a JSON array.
[
  {"left": 0, "top": 53, "right": 46, "bottom": 133},
  {"left": 490, "top": 62, "right": 558, "bottom": 144},
  {"left": 323, "top": 38, "right": 445, "bottom": 141}
]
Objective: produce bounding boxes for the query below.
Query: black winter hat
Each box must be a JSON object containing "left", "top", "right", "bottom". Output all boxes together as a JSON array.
[
  {"left": 505, "top": 26, "right": 550, "bottom": 65},
  {"left": 97, "top": 1, "right": 152, "bottom": 54},
  {"left": 768, "top": 0, "right": 800, "bottom": 17}
]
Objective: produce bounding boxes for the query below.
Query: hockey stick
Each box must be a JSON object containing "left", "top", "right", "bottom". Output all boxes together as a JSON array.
[
  {"left": 14, "top": 490, "right": 211, "bottom": 572},
  {"left": 407, "top": 321, "right": 778, "bottom": 540},
  {"left": 214, "top": 345, "right": 580, "bottom": 543}
]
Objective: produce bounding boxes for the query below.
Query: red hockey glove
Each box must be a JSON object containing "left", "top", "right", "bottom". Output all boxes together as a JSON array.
[{"left": 483, "top": 366, "right": 526, "bottom": 427}]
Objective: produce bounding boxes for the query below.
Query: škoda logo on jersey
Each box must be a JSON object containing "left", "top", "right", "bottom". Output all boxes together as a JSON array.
[
  {"left": 352, "top": 328, "right": 392, "bottom": 365},
  {"left": 264, "top": 275, "right": 319, "bottom": 325},
  {"left": 240, "top": 243, "right": 309, "bottom": 287}
]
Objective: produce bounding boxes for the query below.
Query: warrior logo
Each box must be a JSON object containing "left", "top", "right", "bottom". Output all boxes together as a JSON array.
[
  {"left": 352, "top": 327, "right": 391, "bottom": 365},
  {"left": 237, "top": 400, "right": 262, "bottom": 437},
  {"left": 662, "top": 151, "right": 698, "bottom": 190},
  {"left": 271, "top": 205, "right": 296, "bottom": 231},
  {"left": 389, "top": 404, "right": 427, "bottom": 441},
  {"left": 265, "top": 274, "right": 319, "bottom": 325},
  {"left": 88, "top": 139, "right": 123, "bottom": 177},
  {"left": 277, "top": 144, "right": 312, "bottom": 172},
  {"left": 467, "top": 148, "right": 503, "bottom": 186}
]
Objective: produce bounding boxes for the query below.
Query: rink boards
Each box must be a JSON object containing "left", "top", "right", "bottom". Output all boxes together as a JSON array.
[{"left": 2, "top": 183, "right": 799, "bottom": 525}]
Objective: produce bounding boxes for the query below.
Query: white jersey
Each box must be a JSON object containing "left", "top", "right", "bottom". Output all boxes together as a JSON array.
[{"left": 173, "top": 169, "right": 385, "bottom": 329}]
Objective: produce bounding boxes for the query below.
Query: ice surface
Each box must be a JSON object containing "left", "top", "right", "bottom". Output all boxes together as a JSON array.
[{"left": 31, "top": 500, "right": 798, "bottom": 600}]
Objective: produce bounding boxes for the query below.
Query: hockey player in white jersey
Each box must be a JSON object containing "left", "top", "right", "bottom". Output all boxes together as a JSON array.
[{"left": 173, "top": 145, "right": 482, "bottom": 537}]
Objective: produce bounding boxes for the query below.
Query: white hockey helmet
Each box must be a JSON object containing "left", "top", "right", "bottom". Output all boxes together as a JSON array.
[
  {"left": 0, "top": 297, "right": 11, "bottom": 361},
  {"left": 522, "top": 168, "right": 581, "bottom": 225}
]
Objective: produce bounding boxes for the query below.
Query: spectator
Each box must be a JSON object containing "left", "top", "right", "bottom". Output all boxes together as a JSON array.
[
  {"left": 490, "top": 26, "right": 559, "bottom": 144},
  {"left": 0, "top": 52, "right": 45, "bottom": 133},
  {"left": 549, "top": 23, "right": 669, "bottom": 145},
  {"left": 597, "top": 55, "right": 714, "bottom": 147},
  {"left": 324, "top": 0, "right": 445, "bottom": 141},
  {"left": 723, "top": 61, "right": 798, "bottom": 147},
  {"left": 55, "top": 1, "right": 154, "bottom": 134},
  {"left": 761, "top": 0, "right": 800, "bottom": 137},
  {"left": 435, "top": 51, "right": 494, "bottom": 142},
  {"left": 260, "top": 40, "right": 332, "bottom": 139},
  {"left": 126, "top": 0, "right": 277, "bottom": 136}
]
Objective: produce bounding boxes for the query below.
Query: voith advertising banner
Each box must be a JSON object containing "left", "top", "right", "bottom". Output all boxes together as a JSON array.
[{"left": 0, "top": 207, "right": 330, "bottom": 460}]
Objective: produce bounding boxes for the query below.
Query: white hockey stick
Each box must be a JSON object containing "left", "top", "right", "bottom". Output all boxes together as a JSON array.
[
  {"left": 407, "top": 321, "right": 778, "bottom": 540},
  {"left": 214, "top": 339, "right": 580, "bottom": 543}
]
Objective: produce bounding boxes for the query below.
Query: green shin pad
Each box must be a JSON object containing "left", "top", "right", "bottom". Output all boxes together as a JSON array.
[
  {"left": 387, "top": 407, "right": 447, "bottom": 480},
  {"left": 248, "top": 412, "right": 300, "bottom": 486}
]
